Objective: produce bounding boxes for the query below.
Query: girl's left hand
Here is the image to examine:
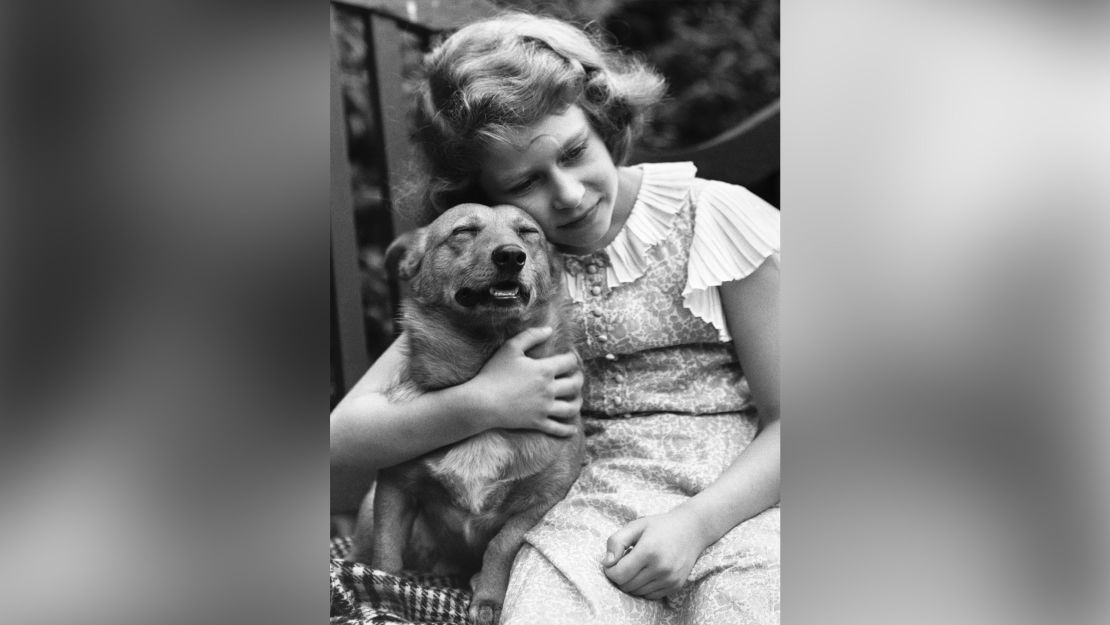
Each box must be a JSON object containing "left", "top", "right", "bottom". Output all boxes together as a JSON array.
[{"left": 601, "top": 508, "right": 710, "bottom": 600}]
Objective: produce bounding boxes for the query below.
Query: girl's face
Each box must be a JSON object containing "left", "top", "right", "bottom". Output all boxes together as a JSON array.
[{"left": 478, "top": 105, "right": 620, "bottom": 253}]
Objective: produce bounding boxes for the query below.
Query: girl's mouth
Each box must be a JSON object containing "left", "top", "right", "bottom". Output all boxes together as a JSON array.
[{"left": 559, "top": 200, "right": 599, "bottom": 230}]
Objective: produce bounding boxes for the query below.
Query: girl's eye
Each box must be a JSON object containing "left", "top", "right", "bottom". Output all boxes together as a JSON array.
[
  {"left": 509, "top": 177, "right": 537, "bottom": 194},
  {"left": 560, "top": 143, "right": 587, "bottom": 164}
]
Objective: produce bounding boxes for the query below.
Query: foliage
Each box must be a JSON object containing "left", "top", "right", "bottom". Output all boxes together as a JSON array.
[
  {"left": 606, "top": 0, "right": 778, "bottom": 150},
  {"left": 500, "top": 0, "right": 780, "bottom": 150}
]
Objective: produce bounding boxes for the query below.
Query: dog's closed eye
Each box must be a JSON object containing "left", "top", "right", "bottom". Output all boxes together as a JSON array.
[{"left": 451, "top": 226, "right": 479, "bottom": 237}]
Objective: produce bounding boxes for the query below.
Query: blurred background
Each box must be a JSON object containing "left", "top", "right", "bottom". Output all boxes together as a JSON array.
[
  {"left": 3, "top": 1, "right": 1109, "bottom": 624},
  {"left": 330, "top": 0, "right": 780, "bottom": 408}
]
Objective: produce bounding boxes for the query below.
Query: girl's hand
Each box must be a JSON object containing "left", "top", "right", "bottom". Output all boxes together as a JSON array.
[
  {"left": 467, "top": 326, "right": 583, "bottom": 437},
  {"left": 601, "top": 508, "right": 711, "bottom": 600}
]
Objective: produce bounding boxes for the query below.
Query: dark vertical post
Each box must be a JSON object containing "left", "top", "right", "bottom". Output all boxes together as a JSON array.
[
  {"left": 331, "top": 5, "right": 370, "bottom": 394},
  {"left": 366, "top": 13, "right": 419, "bottom": 236}
]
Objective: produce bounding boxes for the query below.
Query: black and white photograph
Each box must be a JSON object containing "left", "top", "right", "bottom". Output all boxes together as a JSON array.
[{"left": 329, "top": 1, "right": 780, "bottom": 623}]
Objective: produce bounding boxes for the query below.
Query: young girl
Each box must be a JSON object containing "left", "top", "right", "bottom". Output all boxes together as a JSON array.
[{"left": 331, "top": 12, "right": 780, "bottom": 625}]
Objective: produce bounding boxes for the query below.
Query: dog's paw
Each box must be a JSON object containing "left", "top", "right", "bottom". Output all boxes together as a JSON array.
[{"left": 468, "top": 597, "right": 502, "bottom": 625}]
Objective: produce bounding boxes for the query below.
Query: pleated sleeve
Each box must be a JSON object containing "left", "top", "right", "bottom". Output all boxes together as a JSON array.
[{"left": 683, "top": 180, "right": 780, "bottom": 341}]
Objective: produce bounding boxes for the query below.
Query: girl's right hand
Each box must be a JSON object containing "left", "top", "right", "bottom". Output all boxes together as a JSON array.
[{"left": 466, "top": 326, "right": 583, "bottom": 437}]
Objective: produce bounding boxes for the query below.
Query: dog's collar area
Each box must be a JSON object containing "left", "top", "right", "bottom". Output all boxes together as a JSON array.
[{"left": 454, "top": 281, "right": 531, "bottom": 308}]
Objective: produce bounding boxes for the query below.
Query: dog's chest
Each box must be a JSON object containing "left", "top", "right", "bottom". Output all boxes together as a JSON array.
[{"left": 424, "top": 431, "right": 536, "bottom": 516}]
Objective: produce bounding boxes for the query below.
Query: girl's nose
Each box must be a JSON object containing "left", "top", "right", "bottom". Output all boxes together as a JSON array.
[{"left": 551, "top": 171, "right": 585, "bottom": 211}]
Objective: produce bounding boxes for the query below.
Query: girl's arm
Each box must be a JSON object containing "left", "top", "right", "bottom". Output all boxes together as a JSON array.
[
  {"left": 330, "top": 326, "right": 584, "bottom": 513},
  {"left": 603, "top": 254, "right": 780, "bottom": 599}
]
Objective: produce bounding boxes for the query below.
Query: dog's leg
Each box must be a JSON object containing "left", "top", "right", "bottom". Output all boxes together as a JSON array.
[
  {"left": 369, "top": 472, "right": 416, "bottom": 572},
  {"left": 468, "top": 504, "right": 552, "bottom": 625},
  {"left": 344, "top": 485, "right": 378, "bottom": 564}
]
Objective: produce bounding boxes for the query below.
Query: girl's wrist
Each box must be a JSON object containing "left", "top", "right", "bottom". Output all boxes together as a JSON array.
[
  {"left": 670, "top": 500, "right": 723, "bottom": 552},
  {"left": 449, "top": 381, "right": 494, "bottom": 433}
]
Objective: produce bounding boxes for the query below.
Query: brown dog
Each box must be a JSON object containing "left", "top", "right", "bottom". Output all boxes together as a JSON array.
[{"left": 346, "top": 203, "right": 584, "bottom": 625}]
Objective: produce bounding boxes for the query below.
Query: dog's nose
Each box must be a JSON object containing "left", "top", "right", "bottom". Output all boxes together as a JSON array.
[{"left": 492, "top": 244, "right": 527, "bottom": 271}]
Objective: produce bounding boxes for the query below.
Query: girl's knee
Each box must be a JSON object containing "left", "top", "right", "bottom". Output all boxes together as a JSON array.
[{"left": 502, "top": 545, "right": 594, "bottom": 624}]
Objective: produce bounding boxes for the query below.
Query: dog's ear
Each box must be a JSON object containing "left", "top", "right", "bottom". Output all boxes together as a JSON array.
[{"left": 384, "top": 229, "right": 426, "bottom": 281}]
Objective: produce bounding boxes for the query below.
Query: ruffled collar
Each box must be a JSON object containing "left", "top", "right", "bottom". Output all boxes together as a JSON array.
[{"left": 562, "top": 162, "right": 697, "bottom": 301}]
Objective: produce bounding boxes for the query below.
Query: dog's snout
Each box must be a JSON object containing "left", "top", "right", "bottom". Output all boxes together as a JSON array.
[{"left": 492, "top": 244, "right": 527, "bottom": 271}]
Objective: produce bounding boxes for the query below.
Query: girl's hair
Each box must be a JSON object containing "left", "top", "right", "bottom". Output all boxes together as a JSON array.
[{"left": 408, "top": 12, "right": 665, "bottom": 217}]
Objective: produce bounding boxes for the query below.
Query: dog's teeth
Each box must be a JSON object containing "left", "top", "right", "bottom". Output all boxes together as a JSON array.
[{"left": 490, "top": 285, "right": 520, "bottom": 299}]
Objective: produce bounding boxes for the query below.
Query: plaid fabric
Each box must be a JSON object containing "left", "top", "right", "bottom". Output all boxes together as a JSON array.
[{"left": 330, "top": 536, "right": 472, "bottom": 625}]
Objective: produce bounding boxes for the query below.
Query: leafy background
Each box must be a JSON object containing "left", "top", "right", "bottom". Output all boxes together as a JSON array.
[{"left": 501, "top": 0, "right": 779, "bottom": 150}]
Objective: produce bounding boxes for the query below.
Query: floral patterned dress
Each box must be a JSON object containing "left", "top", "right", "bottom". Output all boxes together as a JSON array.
[{"left": 500, "top": 162, "right": 781, "bottom": 625}]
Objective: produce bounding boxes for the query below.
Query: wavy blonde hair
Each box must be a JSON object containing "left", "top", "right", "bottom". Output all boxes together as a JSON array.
[{"left": 405, "top": 13, "right": 665, "bottom": 219}]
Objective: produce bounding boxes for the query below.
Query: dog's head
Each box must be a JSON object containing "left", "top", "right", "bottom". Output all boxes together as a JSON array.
[{"left": 385, "top": 203, "right": 561, "bottom": 326}]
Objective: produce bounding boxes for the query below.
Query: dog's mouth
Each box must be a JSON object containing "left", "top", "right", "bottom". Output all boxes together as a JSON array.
[{"left": 454, "top": 280, "right": 532, "bottom": 308}]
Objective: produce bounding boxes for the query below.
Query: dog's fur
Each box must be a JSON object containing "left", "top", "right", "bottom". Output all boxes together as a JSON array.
[{"left": 346, "top": 203, "right": 585, "bottom": 625}]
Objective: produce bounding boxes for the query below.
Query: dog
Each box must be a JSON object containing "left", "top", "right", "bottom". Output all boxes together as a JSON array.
[{"left": 346, "top": 203, "right": 585, "bottom": 625}]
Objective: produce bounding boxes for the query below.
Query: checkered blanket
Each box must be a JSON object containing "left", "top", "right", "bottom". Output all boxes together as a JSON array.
[{"left": 330, "top": 536, "right": 472, "bottom": 625}]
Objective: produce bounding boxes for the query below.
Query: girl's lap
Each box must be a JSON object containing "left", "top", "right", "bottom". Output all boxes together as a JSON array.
[
  {"left": 505, "top": 507, "right": 779, "bottom": 625},
  {"left": 503, "top": 414, "right": 779, "bottom": 624}
]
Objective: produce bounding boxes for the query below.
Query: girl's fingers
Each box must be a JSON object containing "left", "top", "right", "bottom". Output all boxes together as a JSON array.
[
  {"left": 604, "top": 558, "right": 647, "bottom": 588},
  {"left": 561, "top": 367, "right": 585, "bottom": 383},
  {"left": 603, "top": 525, "right": 651, "bottom": 585},
  {"left": 540, "top": 397, "right": 580, "bottom": 437},
  {"left": 620, "top": 568, "right": 658, "bottom": 595},
  {"left": 604, "top": 521, "right": 646, "bottom": 569},
  {"left": 551, "top": 377, "right": 582, "bottom": 399},
  {"left": 539, "top": 418, "right": 578, "bottom": 438},
  {"left": 638, "top": 579, "right": 675, "bottom": 600},
  {"left": 566, "top": 395, "right": 584, "bottom": 415},
  {"left": 544, "top": 352, "right": 580, "bottom": 376}
]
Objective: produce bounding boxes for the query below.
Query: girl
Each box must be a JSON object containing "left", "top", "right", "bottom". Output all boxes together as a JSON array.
[{"left": 331, "top": 12, "right": 780, "bottom": 625}]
